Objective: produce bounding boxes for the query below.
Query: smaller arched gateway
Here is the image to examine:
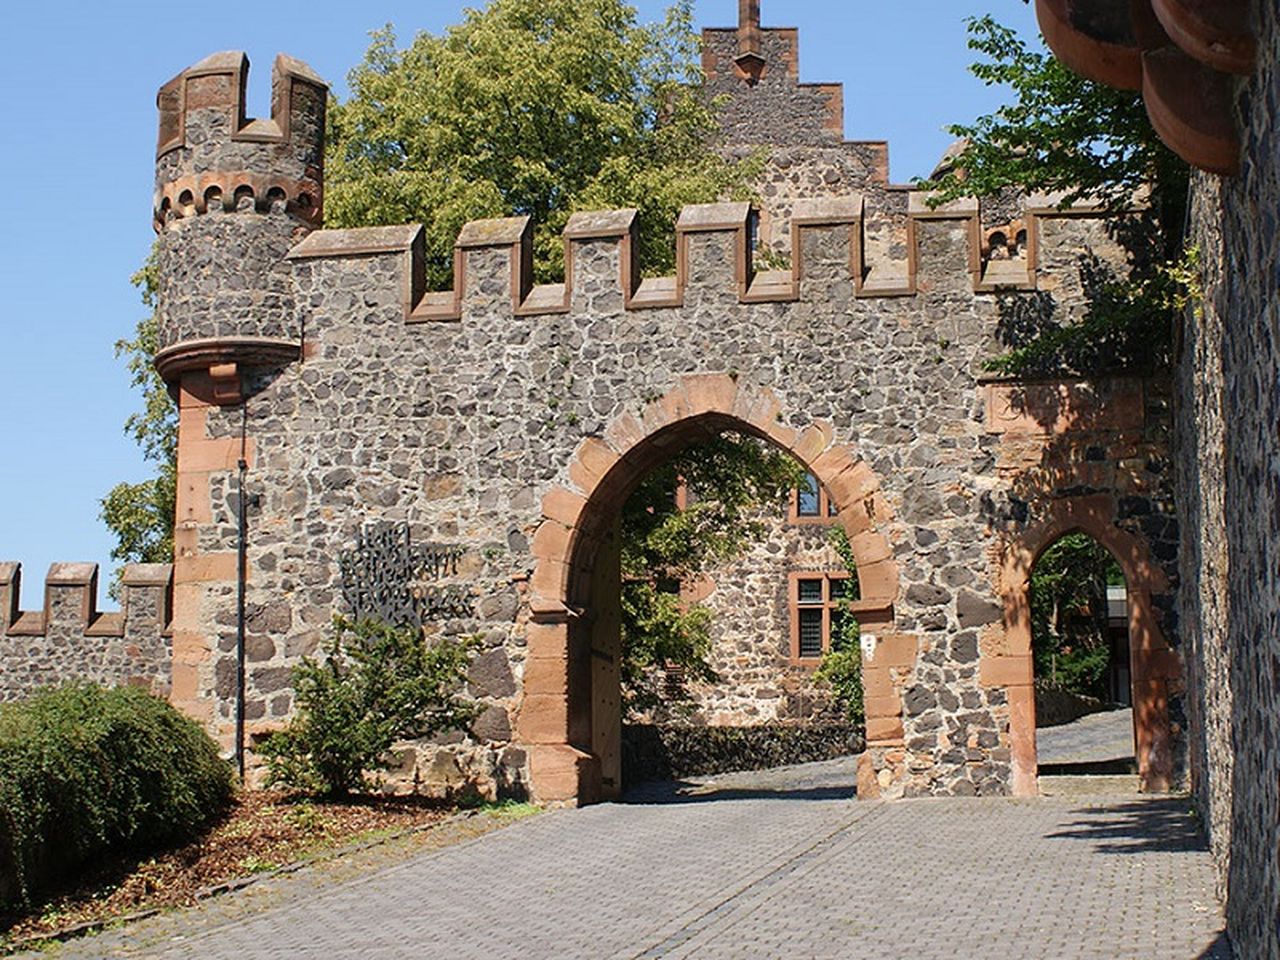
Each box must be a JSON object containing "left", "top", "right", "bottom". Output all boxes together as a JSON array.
[
  {"left": 997, "top": 495, "right": 1181, "bottom": 795},
  {"left": 520, "top": 376, "right": 903, "bottom": 802}
]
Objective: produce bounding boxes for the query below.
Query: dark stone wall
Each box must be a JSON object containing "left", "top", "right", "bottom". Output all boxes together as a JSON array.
[
  {"left": 171, "top": 201, "right": 1175, "bottom": 800},
  {"left": 703, "top": 29, "right": 846, "bottom": 149},
  {"left": 1182, "top": 1, "right": 1280, "bottom": 954},
  {"left": 0, "top": 564, "right": 172, "bottom": 703},
  {"left": 157, "top": 213, "right": 302, "bottom": 351},
  {"left": 621, "top": 722, "right": 863, "bottom": 788},
  {"left": 702, "top": 26, "right": 901, "bottom": 261},
  {"left": 146, "top": 26, "right": 1181, "bottom": 804}
]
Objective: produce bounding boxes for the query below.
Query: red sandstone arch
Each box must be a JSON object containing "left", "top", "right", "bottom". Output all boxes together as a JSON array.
[
  {"left": 997, "top": 494, "right": 1180, "bottom": 795},
  {"left": 520, "top": 374, "right": 900, "bottom": 804}
]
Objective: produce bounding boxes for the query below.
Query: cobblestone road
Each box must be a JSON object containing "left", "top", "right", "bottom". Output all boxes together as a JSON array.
[{"left": 32, "top": 770, "right": 1228, "bottom": 960}]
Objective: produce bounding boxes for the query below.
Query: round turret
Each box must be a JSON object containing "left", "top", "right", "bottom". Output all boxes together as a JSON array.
[{"left": 152, "top": 51, "right": 327, "bottom": 386}]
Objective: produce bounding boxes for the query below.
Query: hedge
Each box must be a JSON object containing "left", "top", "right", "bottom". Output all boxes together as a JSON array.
[
  {"left": 622, "top": 722, "right": 864, "bottom": 788},
  {"left": 0, "top": 684, "right": 233, "bottom": 910}
]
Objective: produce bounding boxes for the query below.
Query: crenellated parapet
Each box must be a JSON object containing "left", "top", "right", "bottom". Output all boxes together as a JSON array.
[
  {"left": 286, "top": 190, "right": 1116, "bottom": 322},
  {"left": 140, "top": 9, "right": 1181, "bottom": 808},
  {"left": 0, "top": 563, "right": 173, "bottom": 702},
  {"left": 154, "top": 52, "right": 327, "bottom": 230}
]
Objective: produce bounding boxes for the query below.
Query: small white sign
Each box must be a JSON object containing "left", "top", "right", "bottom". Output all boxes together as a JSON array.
[{"left": 861, "top": 632, "right": 877, "bottom": 661}]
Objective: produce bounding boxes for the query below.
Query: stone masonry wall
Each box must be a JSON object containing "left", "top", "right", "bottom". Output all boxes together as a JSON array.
[
  {"left": 695, "top": 516, "right": 843, "bottom": 725},
  {"left": 653, "top": 506, "right": 846, "bottom": 727},
  {"left": 176, "top": 197, "right": 1176, "bottom": 800},
  {"left": 1181, "top": 0, "right": 1280, "bottom": 951},
  {"left": 1180, "top": 174, "right": 1233, "bottom": 901},
  {"left": 0, "top": 563, "right": 173, "bottom": 703},
  {"left": 147, "top": 19, "right": 1182, "bottom": 805},
  {"left": 703, "top": 29, "right": 848, "bottom": 149}
]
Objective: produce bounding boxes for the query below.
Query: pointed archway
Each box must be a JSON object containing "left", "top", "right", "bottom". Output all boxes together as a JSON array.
[{"left": 518, "top": 374, "right": 902, "bottom": 804}]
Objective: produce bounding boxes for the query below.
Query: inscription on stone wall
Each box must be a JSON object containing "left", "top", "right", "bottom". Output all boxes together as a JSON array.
[{"left": 338, "top": 522, "right": 472, "bottom": 628}]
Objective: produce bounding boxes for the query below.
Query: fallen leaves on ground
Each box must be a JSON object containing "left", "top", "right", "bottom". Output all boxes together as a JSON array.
[{"left": 1, "top": 791, "right": 459, "bottom": 948}]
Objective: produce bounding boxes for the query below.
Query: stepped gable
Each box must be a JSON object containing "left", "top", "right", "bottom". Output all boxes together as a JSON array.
[{"left": 701, "top": 2, "right": 894, "bottom": 258}]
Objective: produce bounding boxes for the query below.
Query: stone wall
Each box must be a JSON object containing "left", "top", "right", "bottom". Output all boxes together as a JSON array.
[
  {"left": 1181, "top": 0, "right": 1280, "bottom": 952},
  {"left": 702, "top": 28, "right": 848, "bottom": 149},
  {"left": 0, "top": 563, "right": 173, "bottom": 703},
  {"left": 1179, "top": 174, "right": 1233, "bottom": 901},
  {"left": 140, "top": 18, "right": 1188, "bottom": 805},
  {"left": 691, "top": 513, "right": 844, "bottom": 726},
  {"left": 163, "top": 194, "right": 1175, "bottom": 802},
  {"left": 634, "top": 501, "right": 847, "bottom": 728}
]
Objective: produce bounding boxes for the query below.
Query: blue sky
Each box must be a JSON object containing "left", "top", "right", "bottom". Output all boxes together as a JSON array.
[{"left": 0, "top": 1, "right": 1040, "bottom": 607}]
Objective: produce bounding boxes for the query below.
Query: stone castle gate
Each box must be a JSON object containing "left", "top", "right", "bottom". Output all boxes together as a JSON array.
[{"left": 1, "top": 5, "right": 1184, "bottom": 804}]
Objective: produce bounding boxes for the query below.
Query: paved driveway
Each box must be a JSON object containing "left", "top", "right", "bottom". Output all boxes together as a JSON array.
[
  {"left": 35, "top": 767, "right": 1228, "bottom": 960},
  {"left": 1038, "top": 707, "right": 1136, "bottom": 767}
]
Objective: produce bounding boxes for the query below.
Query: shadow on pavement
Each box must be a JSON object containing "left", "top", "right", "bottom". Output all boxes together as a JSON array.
[
  {"left": 1194, "top": 931, "right": 1235, "bottom": 958},
  {"left": 1038, "top": 757, "right": 1138, "bottom": 776},
  {"left": 1046, "top": 797, "right": 1209, "bottom": 855}
]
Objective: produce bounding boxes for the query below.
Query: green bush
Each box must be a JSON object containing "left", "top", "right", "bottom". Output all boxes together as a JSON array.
[
  {"left": 0, "top": 684, "right": 233, "bottom": 910},
  {"left": 815, "top": 640, "right": 864, "bottom": 724},
  {"left": 1031, "top": 533, "right": 1123, "bottom": 700},
  {"left": 259, "top": 618, "right": 479, "bottom": 798}
]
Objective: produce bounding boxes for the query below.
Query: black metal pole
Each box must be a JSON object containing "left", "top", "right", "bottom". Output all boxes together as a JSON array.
[{"left": 235, "top": 455, "right": 248, "bottom": 781}]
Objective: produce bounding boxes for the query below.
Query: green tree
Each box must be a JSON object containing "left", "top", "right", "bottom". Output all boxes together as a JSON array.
[
  {"left": 619, "top": 434, "right": 804, "bottom": 715},
  {"left": 1030, "top": 533, "right": 1122, "bottom": 700},
  {"left": 325, "top": 0, "right": 755, "bottom": 286},
  {"left": 260, "top": 618, "right": 479, "bottom": 797},
  {"left": 100, "top": 255, "right": 176, "bottom": 594},
  {"left": 923, "top": 13, "right": 1193, "bottom": 377}
]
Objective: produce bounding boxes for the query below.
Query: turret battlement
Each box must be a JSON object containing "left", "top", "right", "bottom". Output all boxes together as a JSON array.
[
  {"left": 152, "top": 52, "right": 327, "bottom": 393},
  {"left": 286, "top": 191, "right": 1113, "bottom": 323},
  {"left": 154, "top": 51, "right": 327, "bottom": 231}
]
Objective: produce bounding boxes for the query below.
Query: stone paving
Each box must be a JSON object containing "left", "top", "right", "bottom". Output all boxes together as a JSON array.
[
  {"left": 25, "top": 757, "right": 1230, "bottom": 960},
  {"left": 1038, "top": 707, "right": 1137, "bottom": 767}
]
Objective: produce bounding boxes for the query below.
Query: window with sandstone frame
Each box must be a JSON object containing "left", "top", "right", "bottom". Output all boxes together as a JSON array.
[
  {"left": 789, "top": 471, "right": 839, "bottom": 524},
  {"left": 789, "top": 571, "right": 858, "bottom": 662}
]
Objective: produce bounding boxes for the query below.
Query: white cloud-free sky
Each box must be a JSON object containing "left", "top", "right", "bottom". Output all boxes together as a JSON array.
[{"left": 0, "top": 0, "right": 1041, "bottom": 607}]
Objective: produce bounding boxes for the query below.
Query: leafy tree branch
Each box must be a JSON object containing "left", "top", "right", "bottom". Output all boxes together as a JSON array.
[
  {"left": 921, "top": 13, "right": 1194, "bottom": 378},
  {"left": 325, "top": 0, "right": 757, "bottom": 287},
  {"left": 101, "top": 252, "right": 176, "bottom": 594},
  {"left": 619, "top": 434, "right": 804, "bottom": 716}
]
